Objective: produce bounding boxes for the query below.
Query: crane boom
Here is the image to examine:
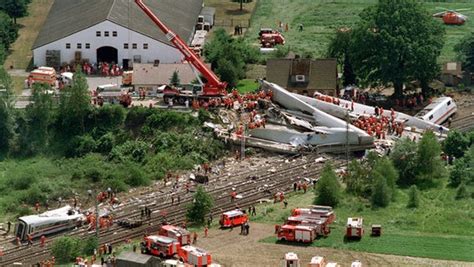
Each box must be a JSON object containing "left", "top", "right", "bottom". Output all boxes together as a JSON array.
[{"left": 135, "top": 0, "right": 227, "bottom": 96}]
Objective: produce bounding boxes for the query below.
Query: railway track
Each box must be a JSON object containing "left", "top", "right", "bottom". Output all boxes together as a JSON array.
[
  {"left": 449, "top": 114, "right": 474, "bottom": 133},
  {"left": 1, "top": 155, "right": 343, "bottom": 265}
]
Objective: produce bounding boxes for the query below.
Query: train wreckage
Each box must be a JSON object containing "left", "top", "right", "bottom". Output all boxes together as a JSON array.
[{"left": 206, "top": 81, "right": 452, "bottom": 154}]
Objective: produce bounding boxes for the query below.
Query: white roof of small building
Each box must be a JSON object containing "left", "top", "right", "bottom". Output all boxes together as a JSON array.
[
  {"left": 347, "top": 217, "right": 363, "bottom": 228},
  {"left": 132, "top": 63, "right": 210, "bottom": 86}
]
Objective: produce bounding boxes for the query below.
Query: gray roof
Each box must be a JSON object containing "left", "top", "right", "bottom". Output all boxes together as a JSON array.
[
  {"left": 116, "top": 251, "right": 152, "bottom": 264},
  {"left": 132, "top": 62, "right": 210, "bottom": 86},
  {"left": 33, "top": 0, "right": 203, "bottom": 49}
]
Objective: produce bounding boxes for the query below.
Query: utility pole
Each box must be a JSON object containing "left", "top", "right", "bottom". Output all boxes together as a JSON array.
[
  {"left": 240, "top": 0, "right": 243, "bottom": 11},
  {"left": 345, "top": 110, "right": 350, "bottom": 167}
]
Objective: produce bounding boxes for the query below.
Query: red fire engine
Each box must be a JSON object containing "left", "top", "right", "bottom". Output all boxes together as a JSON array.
[
  {"left": 219, "top": 209, "right": 248, "bottom": 228},
  {"left": 134, "top": 0, "right": 227, "bottom": 105},
  {"left": 140, "top": 235, "right": 180, "bottom": 258},
  {"left": 285, "top": 216, "right": 330, "bottom": 237},
  {"left": 291, "top": 205, "right": 336, "bottom": 224},
  {"left": 346, "top": 217, "right": 364, "bottom": 239},
  {"left": 277, "top": 225, "right": 316, "bottom": 243},
  {"left": 159, "top": 225, "right": 191, "bottom": 246},
  {"left": 178, "top": 245, "right": 212, "bottom": 266}
]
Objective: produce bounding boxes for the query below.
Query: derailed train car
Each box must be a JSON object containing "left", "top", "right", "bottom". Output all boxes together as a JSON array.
[{"left": 15, "top": 205, "right": 85, "bottom": 240}]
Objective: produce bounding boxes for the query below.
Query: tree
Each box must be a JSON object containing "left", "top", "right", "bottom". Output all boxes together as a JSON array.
[
  {"left": 216, "top": 58, "right": 239, "bottom": 87},
  {"left": 169, "top": 70, "right": 181, "bottom": 87},
  {"left": 186, "top": 185, "right": 214, "bottom": 225},
  {"left": 371, "top": 171, "right": 391, "bottom": 208},
  {"left": 416, "top": 131, "right": 446, "bottom": 183},
  {"left": 390, "top": 138, "right": 418, "bottom": 186},
  {"left": 373, "top": 157, "right": 398, "bottom": 200},
  {"left": 204, "top": 28, "right": 259, "bottom": 88},
  {"left": 0, "top": 11, "right": 17, "bottom": 50},
  {"left": 82, "top": 236, "right": 98, "bottom": 255},
  {"left": 327, "top": 29, "right": 356, "bottom": 86},
  {"left": 449, "top": 158, "right": 467, "bottom": 188},
  {"left": 455, "top": 32, "right": 474, "bottom": 73},
  {"left": 56, "top": 70, "right": 91, "bottom": 140},
  {"left": 51, "top": 236, "right": 82, "bottom": 263},
  {"left": 406, "top": 185, "right": 420, "bottom": 208},
  {"left": 18, "top": 83, "right": 53, "bottom": 155},
  {"left": 350, "top": 0, "right": 444, "bottom": 97},
  {"left": 314, "top": 163, "right": 341, "bottom": 207},
  {"left": 0, "top": 67, "right": 15, "bottom": 158},
  {"left": 443, "top": 130, "right": 469, "bottom": 159},
  {"left": 3, "top": 0, "right": 28, "bottom": 24}
]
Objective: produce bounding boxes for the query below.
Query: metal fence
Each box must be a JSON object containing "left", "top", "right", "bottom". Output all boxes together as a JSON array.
[{"left": 214, "top": 19, "right": 251, "bottom": 28}]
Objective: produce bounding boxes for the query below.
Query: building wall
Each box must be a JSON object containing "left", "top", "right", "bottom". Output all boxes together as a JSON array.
[{"left": 33, "top": 20, "right": 183, "bottom": 67}]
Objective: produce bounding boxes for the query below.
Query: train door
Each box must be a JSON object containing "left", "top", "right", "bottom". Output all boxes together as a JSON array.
[{"left": 15, "top": 221, "right": 25, "bottom": 239}]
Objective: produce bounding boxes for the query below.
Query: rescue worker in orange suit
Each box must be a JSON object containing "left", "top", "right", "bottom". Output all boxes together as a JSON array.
[
  {"left": 204, "top": 226, "right": 208, "bottom": 238},
  {"left": 40, "top": 235, "right": 46, "bottom": 247},
  {"left": 27, "top": 234, "right": 33, "bottom": 246}
]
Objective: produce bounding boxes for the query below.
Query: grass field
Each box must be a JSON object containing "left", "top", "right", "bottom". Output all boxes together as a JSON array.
[
  {"left": 247, "top": 0, "right": 474, "bottom": 62},
  {"left": 236, "top": 79, "right": 259, "bottom": 93},
  {"left": 204, "top": 0, "right": 257, "bottom": 34},
  {"left": 254, "top": 181, "right": 474, "bottom": 261},
  {"left": 3, "top": 0, "right": 54, "bottom": 70}
]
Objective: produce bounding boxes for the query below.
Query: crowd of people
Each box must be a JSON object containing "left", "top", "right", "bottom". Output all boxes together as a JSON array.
[
  {"left": 353, "top": 108, "right": 406, "bottom": 139},
  {"left": 59, "top": 62, "right": 124, "bottom": 77}
]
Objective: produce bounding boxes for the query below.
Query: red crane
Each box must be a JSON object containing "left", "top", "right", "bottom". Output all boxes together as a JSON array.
[{"left": 135, "top": 0, "right": 227, "bottom": 98}]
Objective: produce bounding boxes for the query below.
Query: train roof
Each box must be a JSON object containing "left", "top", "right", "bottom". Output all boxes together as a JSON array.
[
  {"left": 416, "top": 97, "right": 455, "bottom": 117},
  {"left": 18, "top": 205, "right": 83, "bottom": 225}
]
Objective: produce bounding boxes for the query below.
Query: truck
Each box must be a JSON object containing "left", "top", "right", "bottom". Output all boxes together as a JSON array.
[
  {"left": 140, "top": 235, "right": 180, "bottom": 258},
  {"left": 291, "top": 205, "right": 336, "bottom": 224},
  {"left": 277, "top": 225, "right": 316, "bottom": 243},
  {"left": 177, "top": 245, "right": 212, "bottom": 267},
  {"left": 346, "top": 217, "right": 364, "bottom": 239},
  {"left": 28, "top": 67, "right": 57, "bottom": 87},
  {"left": 159, "top": 225, "right": 191, "bottom": 246},
  {"left": 285, "top": 216, "right": 330, "bottom": 236},
  {"left": 135, "top": 0, "right": 227, "bottom": 105}
]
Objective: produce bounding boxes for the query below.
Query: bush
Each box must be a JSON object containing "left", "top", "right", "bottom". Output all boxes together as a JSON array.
[
  {"left": 109, "top": 140, "right": 149, "bottom": 163},
  {"left": 455, "top": 183, "right": 469, "bottom": 200},
  {"left": 122, "top": 163, "right": 150, "bottom": 187},
  {"left": 11, "top": 173, "right": 36, "bottom": 190},
  {"left": 82, "top": 236, "right": 98, "bottom": 255},
  {"left": 51, "top": 236, "right": 82, "bottom": 263},
  {"left": 21, "top": 184, "right": 47, "bottom": 205},
  {"left": 70, "top": 135, "right": 97, "bottom": 157},
  {"left": 186, "top": 185, "right": 214, "bottom": 225},
  {"left": 371, "top": 172, "right": 391, "bottom": 208},
  {"left": 407, "top": 185, "right": 420, "bottom": 208},
  {"left": 314, "top": 163, "right": 341, "bottom": 207},
  {"left": 443, "top": 131, "right": 469, "bottom": 159},
  {"left": 449, "top": 158, "right": 466, "bottom": 187}
]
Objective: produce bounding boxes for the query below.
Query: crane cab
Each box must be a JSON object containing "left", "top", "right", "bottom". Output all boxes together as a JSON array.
[{"left": 219, "top": 209, "right": 248, "bottom": 228}]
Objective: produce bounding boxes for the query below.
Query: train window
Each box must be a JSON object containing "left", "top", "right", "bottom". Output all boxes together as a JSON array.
[
  {"left": 447, "top": 101, "right": 451, "bottom": 106},
  {"left": 429, "top": 115, "right": 433, "bottom": 120}
]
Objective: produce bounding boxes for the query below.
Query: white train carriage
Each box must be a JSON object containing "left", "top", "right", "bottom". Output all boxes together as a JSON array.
[
  {"left": 415, "top": 97, "right": 457, "bottom": 125},
  {"left": 15, "top": 205, "right": 85, "bottom": 240}
]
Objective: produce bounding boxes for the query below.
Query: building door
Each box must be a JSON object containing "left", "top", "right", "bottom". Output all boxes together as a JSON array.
[
  {"left": 97, "top": 46, "right": 118, "bottom": 64},
  {"left": 122, "top": 59, "right": 130, "bottom": 70}
]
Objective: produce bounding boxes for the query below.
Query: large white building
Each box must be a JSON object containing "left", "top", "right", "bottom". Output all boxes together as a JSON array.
[{"left": 32, "top": 0, "right": 204, "bottom": 69}]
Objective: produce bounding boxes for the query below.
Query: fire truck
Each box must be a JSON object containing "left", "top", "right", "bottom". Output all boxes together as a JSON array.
[
  {"left": 277, "top": 225, "right": 316, "bottom": 243},
  {"left": 219, "top": 209, "right": 248, "bottom": 228},
  {"left": 346, "top": 217, "right": 364, "bottom": 239},
  {"left": 140, "top": 235, "right": 180, "bottom": 258},
  {"left": 285, "top": 216, "right": 330, "bottom": 236},
  {"left": 177, "top": 245, "right": 212, "bottom": 266},
  {"left": 28, "top": 67, "right": 57, "bottom": 87},
  {"left": 291, "top": 205, "right": 336, "bottom": 224},
  {"left": 159, "top": 225, "right": 191, "bottom": 246},
  {"left": 134, "top": 0, "right": 227, "bottom": 105}
]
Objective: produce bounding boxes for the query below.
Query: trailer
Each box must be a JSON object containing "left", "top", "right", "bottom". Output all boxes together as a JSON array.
[
  {"left": 283, "top": 252, "right": 300, "bottom": 267},
  {"left": 346, "top": 217, "right": 364, "bottom": 239},
  {"left": 159, "top": 225, "right": 191, "bottom": 246},
  {"left": 308, "top": 256, "right": 325, "bottom": 267},
  {"left": 177, "top": 245, "right": 212, "bottom": 267},
  {"left": 28, "top": 67, "right": 57, "bottom": 87}
]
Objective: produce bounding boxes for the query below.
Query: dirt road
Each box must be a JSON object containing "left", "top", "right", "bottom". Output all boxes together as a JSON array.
[{"left": 198, "top": 222, "right": 473, "bottom": 267}]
